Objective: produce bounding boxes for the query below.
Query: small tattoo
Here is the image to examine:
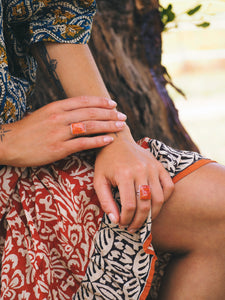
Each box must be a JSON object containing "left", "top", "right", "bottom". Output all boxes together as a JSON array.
[
  {"left": 49, "top": 58, "right": 58, "bottom": 72},
  {"left": 0, "top": 125, "right": 11, "bottom": 142},
  {"left": 37, "top": 43, "right": 67, "bottom": 98}
]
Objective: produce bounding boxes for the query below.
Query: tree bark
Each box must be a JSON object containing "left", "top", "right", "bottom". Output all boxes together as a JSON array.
[
  {"left": 89, "top": 0, "right": 198, "bottom": 151},
  {"left": 31, "top": 0, "right": 198, "bottom": 151},
  {"left": 30, "top": 0, "right": 199, "bottom": 298}
]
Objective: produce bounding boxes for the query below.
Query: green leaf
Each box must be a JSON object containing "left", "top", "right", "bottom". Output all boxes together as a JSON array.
[
  {"left": 186, "top": 4, "right": 202, "bottom": 16},
  {"left": 196, "top": 22, "right": 210, "bottom": 28},
  {"left": 167, "top": 10, "right": 175, "bottom": 22},
  {"left": 167, "top": 4, "right": 172, "bottom": 11},
  {"left": 160, "top": 4, "right": 176, "bottom": 26}
]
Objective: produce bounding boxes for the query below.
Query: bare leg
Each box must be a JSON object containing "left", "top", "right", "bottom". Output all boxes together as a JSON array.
[{"left": 151, "top": 163, "right": 225, "bottom": 300}]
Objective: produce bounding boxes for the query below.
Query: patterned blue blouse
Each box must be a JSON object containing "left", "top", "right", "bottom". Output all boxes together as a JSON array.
[{"left": 0, "top": 0, "right": 96, "bottom": 124}]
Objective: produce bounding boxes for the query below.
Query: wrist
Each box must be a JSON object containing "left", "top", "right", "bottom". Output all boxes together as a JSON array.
[
  {"left": 96, "top": 124, "right": 135, "bottom": 158},
  {"left": 109, "top": 124, "right": 134, "bottom": 143}
]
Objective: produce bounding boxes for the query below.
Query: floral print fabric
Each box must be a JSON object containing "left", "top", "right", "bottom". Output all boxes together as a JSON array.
[
  {"left": 0, "top": 137, "right": 211, "bottom": 299},
  {"left": 0, "top": 153, "right": 103, "bottom": 299},
  {"left": 0, "top": 0, "right": 96, "bottom": 123}
]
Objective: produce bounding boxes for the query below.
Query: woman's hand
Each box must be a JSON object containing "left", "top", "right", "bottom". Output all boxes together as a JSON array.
[
  {"left": 0, "top": 96, "right": 126, "bottom": 167},
  {"left": 94, "top": 134, "right": 174, "bottom": 232}
]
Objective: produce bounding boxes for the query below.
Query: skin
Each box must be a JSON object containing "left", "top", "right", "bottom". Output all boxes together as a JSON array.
[
  {"left": 1, "top": 42, "right": 225, "bottom": 299},
  {"left": 0, "top": 96, "right": 127, "bottom": 166},
  {"left": 152, "top": 163, "right": 225, "bottom": 299},
  {"left": 40, "top": 43, "right": 174, "bottom": 232}
]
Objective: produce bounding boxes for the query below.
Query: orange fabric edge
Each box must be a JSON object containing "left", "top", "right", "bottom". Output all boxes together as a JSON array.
[
  {"left": 140, "top": 158, "right": 215, "bottom": 300},
  {"left": 140, "top": 232, "right": 157, "bottom": 300},
  {"left": 140, "top": 255, "right": 157, "bottom": 300},
  {"left": 172, "top": 159, "right": 214, "bottom": 184}
]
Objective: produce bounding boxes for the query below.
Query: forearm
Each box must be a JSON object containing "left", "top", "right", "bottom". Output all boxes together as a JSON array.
[
  {"left": 43, "top": 43, "right": 110, "bottom": 99},
  {"left": 36, "top": 43, "right": 173, "bottom": 229},
  {"left": 34, "top": 42, "right": 134, "bottom": 142},
  {"left": 0, "top": 43, "right": 129, "bottom": 167}
]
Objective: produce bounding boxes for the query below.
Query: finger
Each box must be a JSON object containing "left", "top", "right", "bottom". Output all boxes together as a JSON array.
[
  {"left": 127, "top": 183, "right": 151, "bottom": 233},
  {"left": 118, "top": 180, "right": 137, "bottom": 227},
  {"left": 159, "top": 168, "right": 174, "bottom": 202},
  {"left": 150, "top": 176, "right": 165, "bottom": 220},
  {"left": 93, "top": 175, "right": 120, "bottom": 224},
  {"left": 64, "top": 135, "right": 114, "bottom": 154},
  {"left": 69, "top": 120, "right": 126, "bottom": 137},
  {"left": 58, "top": 96, "right": 118, "bottom": 111},
  {"left": 65, "top": 108, "right": 126, "bottom": 124}
]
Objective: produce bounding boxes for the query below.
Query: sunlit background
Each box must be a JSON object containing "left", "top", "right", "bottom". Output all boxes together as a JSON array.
[{"left": 160, "top": 0, "right": 225, "bottom": 164}]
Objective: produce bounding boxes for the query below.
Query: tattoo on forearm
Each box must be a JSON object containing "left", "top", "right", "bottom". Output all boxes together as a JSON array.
[
  {"left": 0, "top": 125, "right": 11, "bottom": 142},
  {"left": 37, "top": 43, "right": 67, "bottom": 99}
]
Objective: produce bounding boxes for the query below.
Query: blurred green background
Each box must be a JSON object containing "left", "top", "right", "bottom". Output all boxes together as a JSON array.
[{"left": 160, "top": 0, "right": 225, "bottom": 164}]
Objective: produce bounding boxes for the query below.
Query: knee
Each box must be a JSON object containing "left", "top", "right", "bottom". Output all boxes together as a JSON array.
[{"left": 151, "top": 163, "right": 225, "bottom": 254}]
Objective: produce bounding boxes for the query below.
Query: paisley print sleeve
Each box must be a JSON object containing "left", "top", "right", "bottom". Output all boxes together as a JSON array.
[
  {"left": 0, "top": 1, "right": 31, "bottom": 124},
  {"left": 29, "top": 0, "right": 97, "bottom": 44},
  {"left": 0, "top": 0, "right": 96, "bottom": 124}
]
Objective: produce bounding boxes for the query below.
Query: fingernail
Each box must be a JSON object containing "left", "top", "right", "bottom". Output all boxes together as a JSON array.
[
  {"left": 119, "top": 225, "right": 126, "bottom": 229},
  {"left": 115, "top": 121, "right": 125, "bottom": 128},
  {"left": 108, "top": 213, "right": 118, "bottom": 224},
  {"left": 103, "top": 136, "right": 114, "bottom": 143},
  {"left": 117, "top": 112, "right": 127, "bottom": 121},
  {"left": 108, "top": 99, "right": 117, "bottom": 107},
  {"left": 128, "top": 228, "right": 137, "bottom": 234}
]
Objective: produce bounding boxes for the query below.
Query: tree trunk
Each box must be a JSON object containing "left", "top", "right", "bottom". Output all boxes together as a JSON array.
[
  {"left": 31, "top": 0, "right": 198, "bottom": 151},
  {"left": 30, "top": 0, "right": 199, "bottom": 298},
  {"left": 89, "top": 0, "right": 198, "bottom": 151}
]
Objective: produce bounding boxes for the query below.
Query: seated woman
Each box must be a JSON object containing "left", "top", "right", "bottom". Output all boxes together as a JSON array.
[{"left": 0, "top": 1, "right": 224, "bottom": 299}]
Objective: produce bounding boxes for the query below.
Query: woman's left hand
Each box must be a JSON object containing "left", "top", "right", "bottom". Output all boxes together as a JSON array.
[{"left": 94, "top": 135, "right": 174, "bottom": 233}]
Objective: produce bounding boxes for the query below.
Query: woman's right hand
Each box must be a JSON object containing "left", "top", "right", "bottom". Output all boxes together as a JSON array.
[{"left": 0, "top": 96, "right": 126, "bottom": 167}]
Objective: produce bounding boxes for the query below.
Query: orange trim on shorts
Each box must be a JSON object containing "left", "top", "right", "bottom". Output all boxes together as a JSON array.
[
  {"left": 140, "top": 233, "right": 157, "bottom": 300},
  {"left": 140, "top": 158, "right": 215, "bottom": 300},
  {"left": 140, "top": 255, "right": 157, "bottom": 300},
  {"left": 172, "top": 159, "right": 214, "bottom": 184}
]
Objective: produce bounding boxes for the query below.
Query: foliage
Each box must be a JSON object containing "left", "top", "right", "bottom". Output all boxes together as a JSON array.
[{"left": 159, "top": 3, "right": 210, "bottom": 31}]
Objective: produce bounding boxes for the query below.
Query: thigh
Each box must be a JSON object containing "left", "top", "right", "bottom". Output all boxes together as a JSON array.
[{"left": 151, "top": 162, "right": 225, "bottom": 254}]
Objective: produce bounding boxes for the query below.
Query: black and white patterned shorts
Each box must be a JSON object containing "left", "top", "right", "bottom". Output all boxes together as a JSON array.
[{"left": 74, "top": 137, "right": 212, "bottom": 300}]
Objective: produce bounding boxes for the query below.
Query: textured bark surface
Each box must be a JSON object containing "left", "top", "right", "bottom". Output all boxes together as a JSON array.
[
  {"left": 31, "top": 0, "right": 198, "bottom": 151},
  {"left": 89, "top": 0, "right": 198, "bottom": 151},
  {"left": 29, "top": 0, "right": 199, "bottom": 298}
]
